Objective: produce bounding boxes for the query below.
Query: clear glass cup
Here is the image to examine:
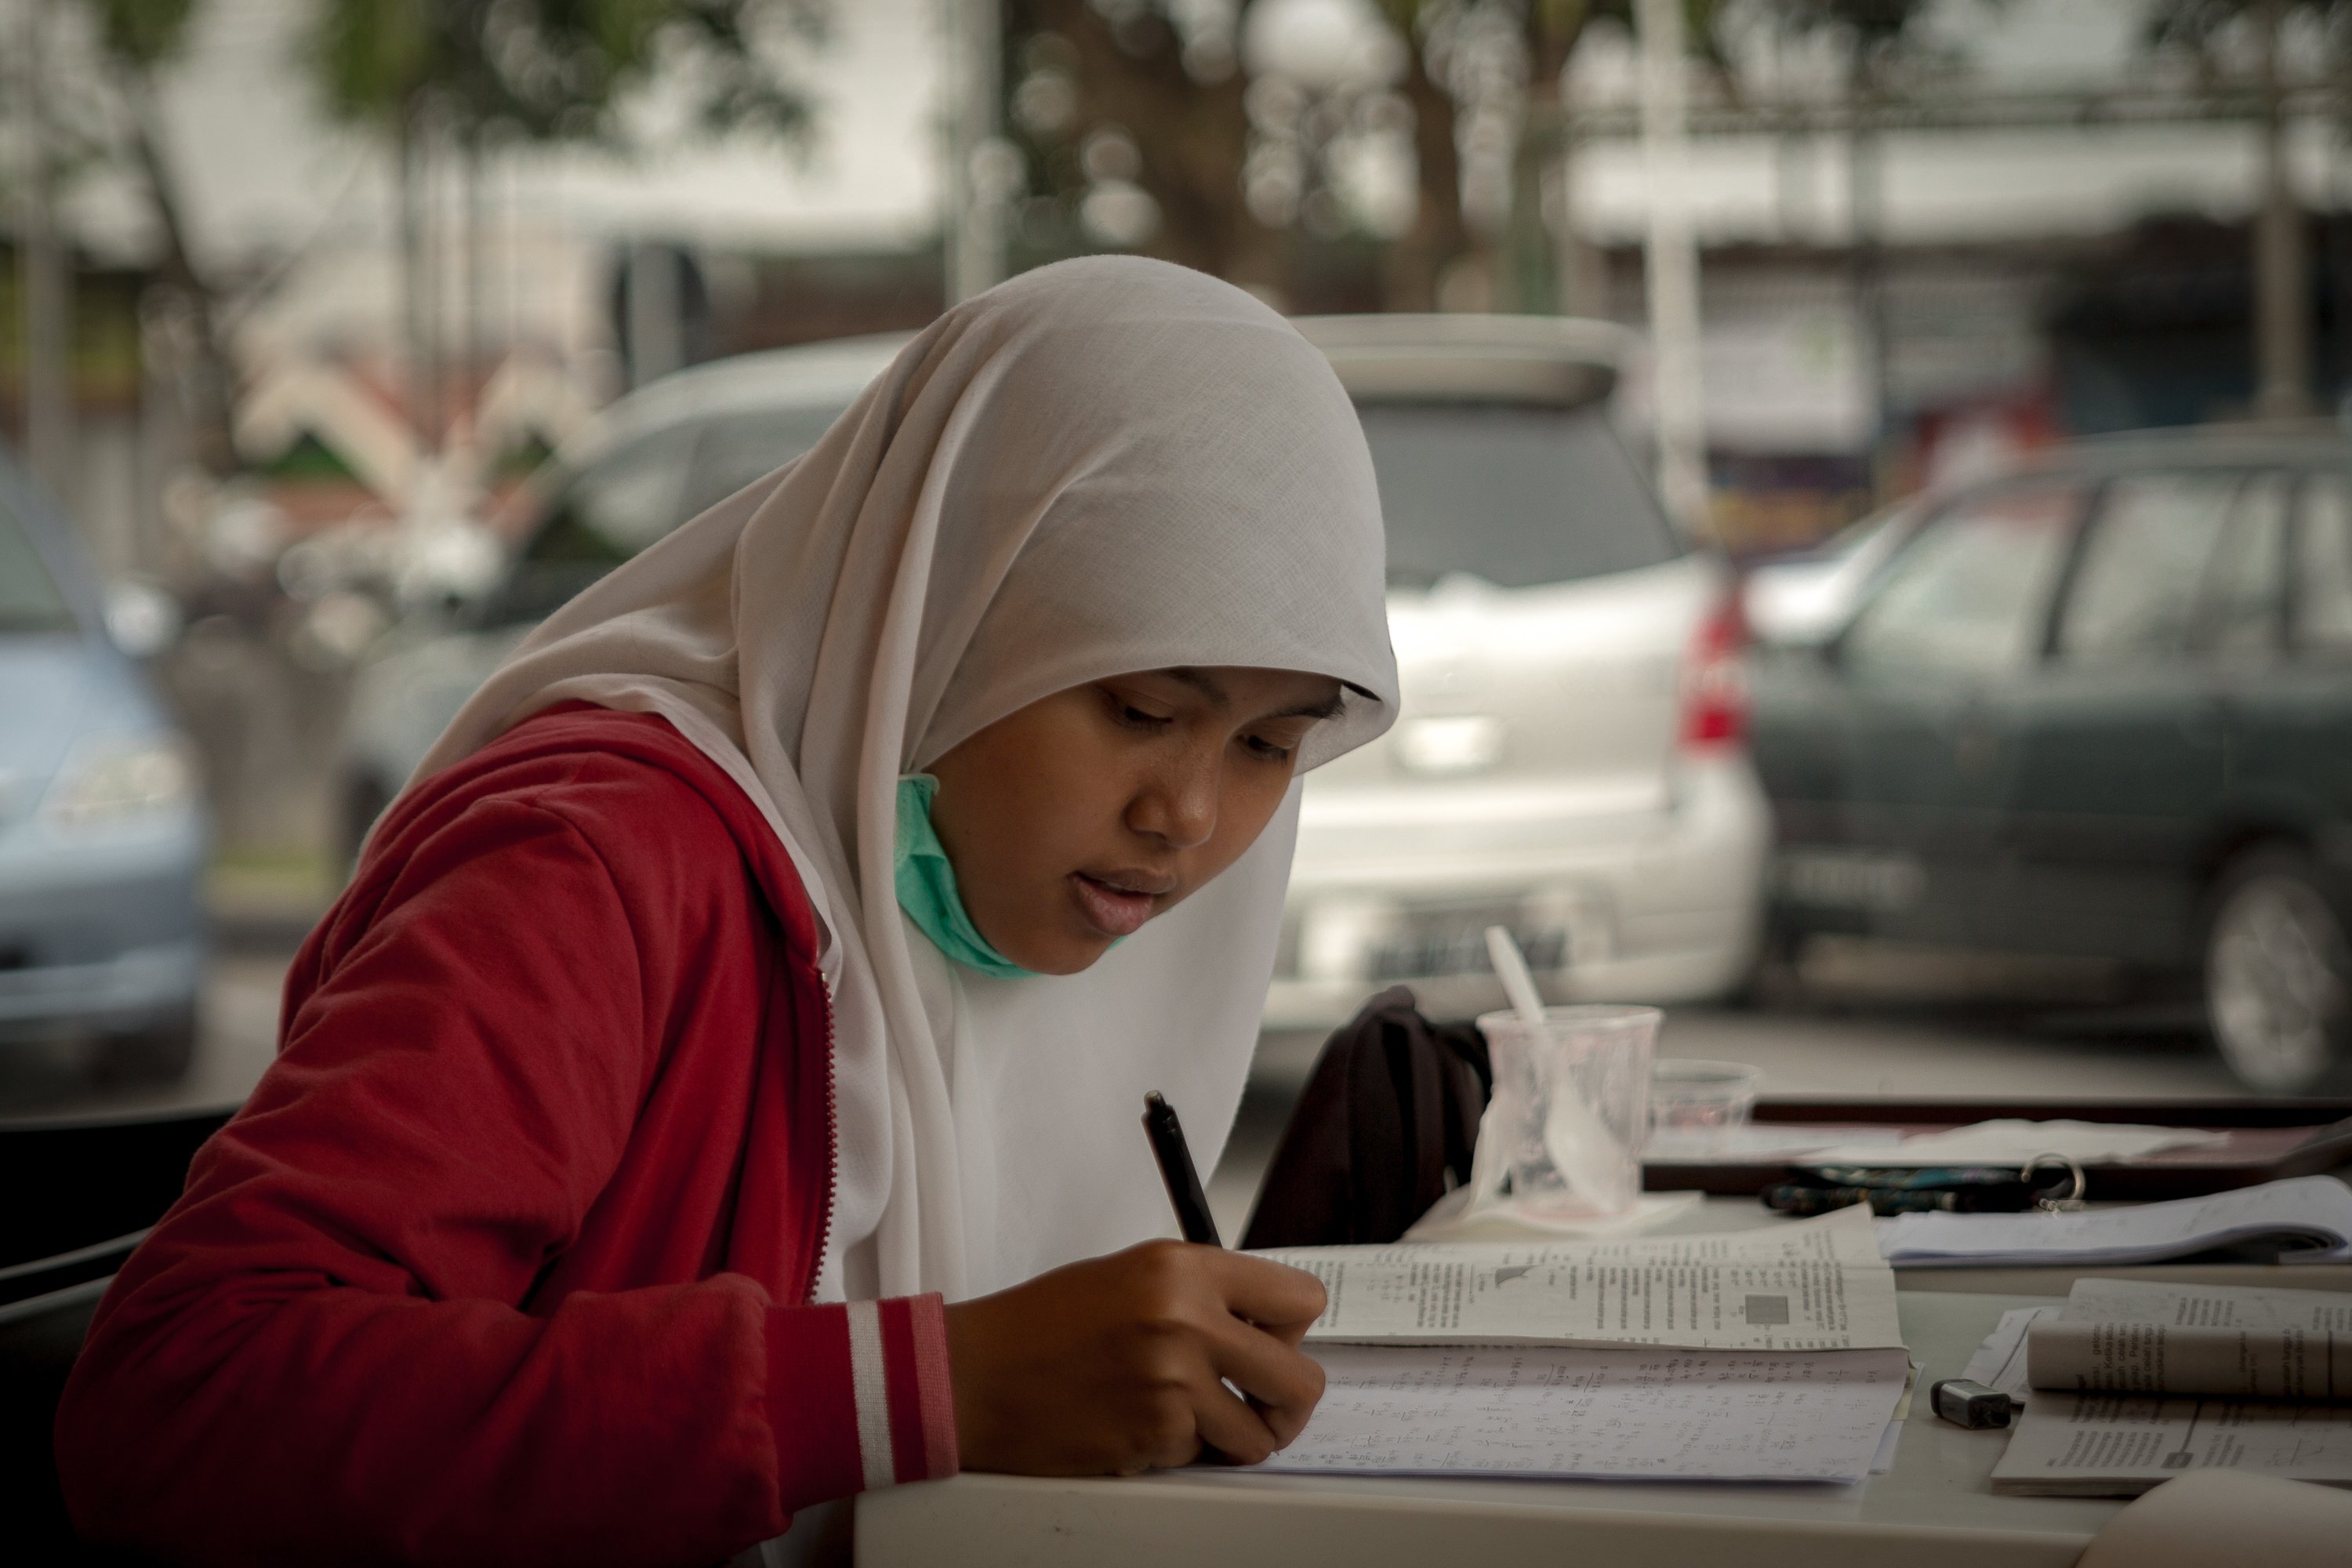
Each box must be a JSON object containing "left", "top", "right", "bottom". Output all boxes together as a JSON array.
[
  {"left": 1649, "top": 1058, "right": 1766, "bottom": 1142},
  {"left": 1476, "top": 1004, "right": 1660, "bottom": 1220}
]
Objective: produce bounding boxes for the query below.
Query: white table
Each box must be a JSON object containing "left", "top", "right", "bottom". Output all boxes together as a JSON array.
[{"left": 858, "top": 1291, "right": 2122, "bottom": 1568}]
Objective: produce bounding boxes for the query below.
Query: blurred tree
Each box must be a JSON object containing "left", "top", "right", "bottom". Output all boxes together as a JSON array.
[
  {"left": 306, "top": 0, "right": 826, "bottom": 451},
  {"left": 2, "top": 0, "right": 236, "bottom": 482},
  {"left": 309, "top": 0, "right": 823, "bottom": 146},
  {"left": 1379, "top": 1, "right": 1469, "bottom": 309},
  {"left": 73, "top": 0, "right": 244, "bottom": 476},
  {"left": 1384, "top": 1, "right": 1725, "bottom": 314},
  {"left": 2145, "top": 0, "right": 2350, "bottom": 418},
  {"left": 1507, "top": 1, "right": 1605, "bottom": 314},
  {"left": 995, "top": 0, "right": 1724, "bottom": 314},
  {"left": 1520, "top": 1, "right": 1726, "bottom": 314},
  {"left": 999, "top": 1, "right": 1275, "bottom": 288}
]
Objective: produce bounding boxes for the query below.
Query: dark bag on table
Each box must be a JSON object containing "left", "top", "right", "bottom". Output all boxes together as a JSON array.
[{"left": 1239, "top": 985, "right": 1493, "bottom": 1249}]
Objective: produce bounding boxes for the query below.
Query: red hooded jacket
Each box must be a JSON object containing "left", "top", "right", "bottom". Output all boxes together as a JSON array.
[{"left": 55, "top": 705, "right": 957, "bottom": 1566}]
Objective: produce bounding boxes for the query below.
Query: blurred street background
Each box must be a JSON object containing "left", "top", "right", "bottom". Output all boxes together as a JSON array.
[{"left": 2, "top": 0, "right": 2347, "bottom": 1162}]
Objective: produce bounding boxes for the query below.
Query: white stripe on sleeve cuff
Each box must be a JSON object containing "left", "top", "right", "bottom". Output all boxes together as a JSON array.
[{"left": 844, "top": 1299, "right": 897, "bottom": 1489}]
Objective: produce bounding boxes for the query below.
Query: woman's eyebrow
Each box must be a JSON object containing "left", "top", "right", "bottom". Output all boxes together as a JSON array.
[
  {"left": 1161, "top": 666, "right": 1343, "bottom": 723},
  {"left": 1265, "top": 691, "right": 1347, "bottom": 723},
  {"left": 1163, "top": 666, "right": 1231, "bottom": 706}
]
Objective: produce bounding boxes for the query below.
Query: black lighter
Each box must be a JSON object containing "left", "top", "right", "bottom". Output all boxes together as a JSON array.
[{"left": 1929, "top": 1378, "right": 2017, "bottom": 1429}]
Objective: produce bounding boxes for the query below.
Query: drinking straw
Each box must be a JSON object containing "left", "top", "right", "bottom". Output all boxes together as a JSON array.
[
  {"left": 1484, "top": 924, "right": 1625, "bottom": 1210},
  {"left": 1485, "top": 924, "right": 1550, "bottom": 1027}
]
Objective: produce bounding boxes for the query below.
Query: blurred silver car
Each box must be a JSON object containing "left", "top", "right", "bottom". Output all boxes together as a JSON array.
[
  {"left": 0, "top": 456, "right": 207, "bottom": 1076},
  {"left": 343, "top": 319, "right": 1768, "bottom": 1022},
  {"left": 339, "top": 337, "right": 902, "bottom": 851},
  {"left": 1270, "top": 318, "right": 1765, "bottom": 1025}
]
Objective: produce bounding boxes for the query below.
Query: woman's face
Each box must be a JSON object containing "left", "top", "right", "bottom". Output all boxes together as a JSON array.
[{"left": 925, "top": 666, "right": 1345, "bottom": 975}]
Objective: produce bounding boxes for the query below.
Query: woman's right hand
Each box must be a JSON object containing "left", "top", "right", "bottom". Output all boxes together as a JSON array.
[{"left": 942, "top": 1240, "right": 1330, "bottom": 1476}]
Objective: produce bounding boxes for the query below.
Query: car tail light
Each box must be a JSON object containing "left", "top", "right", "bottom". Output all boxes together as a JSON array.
[{"left": 1678, "top": 594, "right": 1748, "bottom": 752}]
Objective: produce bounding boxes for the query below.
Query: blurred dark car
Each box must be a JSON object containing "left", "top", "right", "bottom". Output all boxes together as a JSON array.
[
  {"left": 0, "top": 456, "right": 206, "bottom": 1078},
  {"left": 1749, "top": 427, "right": 2352, "bottom": 1093}
]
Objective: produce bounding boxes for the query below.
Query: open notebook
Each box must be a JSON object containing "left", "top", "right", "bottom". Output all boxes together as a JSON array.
[
  {"left": 1879, "top": 1176, "right": 2352, "bottom": 1269},
  {"left": 1247, "top": 1206, "right": 1913, "bottom": 1483}
]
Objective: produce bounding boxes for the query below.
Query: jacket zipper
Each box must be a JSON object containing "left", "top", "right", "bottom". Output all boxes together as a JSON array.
[{"left": 804, "top": 978, "right": 839, "bottom": 1306}]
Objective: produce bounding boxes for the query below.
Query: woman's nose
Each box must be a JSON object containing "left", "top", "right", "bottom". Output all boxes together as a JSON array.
[{"left": 1130, "top": 751, "right": 1220, "bottom": 851}]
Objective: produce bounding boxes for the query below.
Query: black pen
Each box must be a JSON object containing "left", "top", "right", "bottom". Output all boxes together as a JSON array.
[{"left": 1142, "top": 1091, "right": 1221, "bottom": 1246}]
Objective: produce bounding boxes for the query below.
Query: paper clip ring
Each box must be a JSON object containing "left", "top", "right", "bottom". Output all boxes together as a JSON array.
[{"left": 2024, "top": 1152, "right": 2088, "bottom": 1213}]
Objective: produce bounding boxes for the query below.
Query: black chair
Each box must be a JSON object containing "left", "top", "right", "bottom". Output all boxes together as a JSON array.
[
  {"left": 0, "top": 1109, "right": 227, "bottom": 1565},
  {"left": 1, "top": 1272, "right": 174, "bottom": 1563},
  {"left": 0, "top": 1109, "right": 229, "bottom": 1272}
]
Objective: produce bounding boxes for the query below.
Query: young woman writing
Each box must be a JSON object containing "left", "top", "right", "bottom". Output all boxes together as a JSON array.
[{"left": 55, "top": 257, "right": 1399, "bottom": 1565}]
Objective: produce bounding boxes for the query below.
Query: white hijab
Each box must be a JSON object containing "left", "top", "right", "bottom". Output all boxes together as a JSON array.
[{"left": 412, "top": 256, "right": 1397, "bottom": 1302}]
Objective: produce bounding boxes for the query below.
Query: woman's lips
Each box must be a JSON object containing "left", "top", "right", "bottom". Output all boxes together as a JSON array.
[{"left": 1069, "top": 873, "right": 1160, "bottom": 938}]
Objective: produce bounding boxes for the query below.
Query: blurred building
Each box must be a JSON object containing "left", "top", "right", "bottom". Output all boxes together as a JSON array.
[
  {"left": 1551, "top": 5, "right": 2349, "bottom": 552},
  {"left": 1560, "top": 212, "right": 2350, "bottom": 557}
]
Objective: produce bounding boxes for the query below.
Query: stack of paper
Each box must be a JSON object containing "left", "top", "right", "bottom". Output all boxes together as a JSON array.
[
  {"left": 1990, "top": 1279, "right": 2352, "bottom": 1496},
  {"left": 1248, "top": 1205, "right": 1913, "bottom": 1483},
  {"left": 1878, "top": 1176, "right": 2352, "bottom": 1269}
]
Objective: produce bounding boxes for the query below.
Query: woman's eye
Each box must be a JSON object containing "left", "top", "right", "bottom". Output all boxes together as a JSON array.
[
  {"left": 1103, "top": 691, "right": 1173, "bottom": 730},
  {"left": 1242, "top": 734, "right": 1296, "bottom": 763}
]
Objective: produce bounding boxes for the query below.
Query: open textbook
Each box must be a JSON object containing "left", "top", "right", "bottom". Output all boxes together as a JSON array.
[
  {"left": 2027, "top": 1279, "right": 2352, "bottom": 1400},
  {"left": 1252, "top": 1203, "right": 1903, "bottom": 1352},
  {"left": 1880, "top": 1175, "right": 2352, "bottom": 1269},
  {"left": 1251, "top": 1207, "right": 1912, "bottom": 1483},
  {"left": 1991, "top": 1280, "right": 2352, "bottom": 1496}
]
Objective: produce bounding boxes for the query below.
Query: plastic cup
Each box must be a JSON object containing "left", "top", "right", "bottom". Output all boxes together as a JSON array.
[
  {"left": 1476, "top": 1004, "right": 1659, "bottom": 1220},
  {"left": 1648, "top": 1058, "right": 1765, "bottom": 1142}
]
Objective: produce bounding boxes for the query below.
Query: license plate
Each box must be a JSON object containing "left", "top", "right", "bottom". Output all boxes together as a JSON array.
[{"left": 1370, "top": 918, "right": 1566, "bottom": 981}]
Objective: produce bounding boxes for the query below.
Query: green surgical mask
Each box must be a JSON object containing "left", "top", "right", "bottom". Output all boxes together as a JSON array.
[{"left": 894, "top": 774, "right": 1038, "bottom": 980}]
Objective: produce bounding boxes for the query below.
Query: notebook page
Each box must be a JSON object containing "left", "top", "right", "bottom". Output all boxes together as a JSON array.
[{"left": 1262, "top": 1343, "right": 1911, "bottom": 1483}]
